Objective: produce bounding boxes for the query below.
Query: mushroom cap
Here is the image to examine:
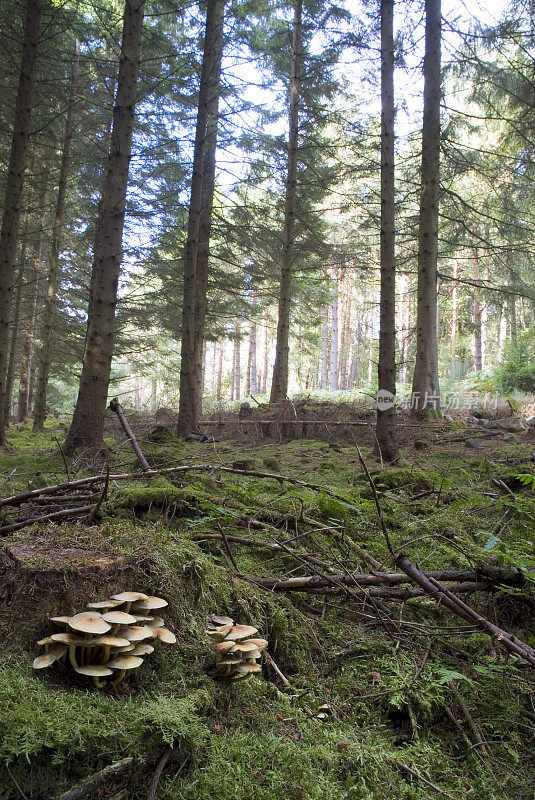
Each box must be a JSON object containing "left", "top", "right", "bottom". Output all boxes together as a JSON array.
[
  {"left": 210, "top": 615, "right": 234, "bottom": 627},
  {"left": 149, "top": 616, "right": 165, "bottom": 628},
  {"left": 205, "top": 626, "right": 232, "bottom": 639},
  {"left": 112, "top": 591, "right": 148, "bottom": 603},
  {"left": 33, "top": 644, "right": 67, "bottom": 668},
  {"left": 51, "top": 632, "right": 88, "bottom": 645},
  {"left": 106, "top": 655, "right": 144, "bottom": 670},
  {"left": 132, "top": 615, "right": 154, "bottom": 622},
  {"left": 122, "top": 626, "right": 155, "bottom": 642},
  {"left": 149, "top": 627, "right": 176, "bottom": 644},
  {"left": 87, "top": 599, "right": 124, "bottom": 610},
  {"left": 101, "top": 611, "right": 138, "bottom": 625},
  {"left": 217, "top": 656, "right": 242, "bottom": 666},
  {"left": 233, "top": 662, "right": 262, "bottom": 675},
  {"left": 75, "top": 664, "right": 113, "bottom": 677},
  {"left": 232, "top": 641, "right": 259, "bottom": 654},
  {"left": 212, "top": 641, "right": 236, "bottom": 654},
  {"left": 130, "top": 596, "right": 168, "bottom": 611},
  {"left": 68, "top": 612, "right": 111, "bottom": 635},
  {"left": 242, "top": 638, "right": 268, "bottom": 651},
  {"left": 129, "top": 643, "right": 155, "bottom": 656},
  {"left": 37, "top": 636, "right": 56, "bottom": 646},
  {"left": 224, "top": 625, "right": 258, "bottom": 641},
  {"left": 89, "top": 635, "right": 131, "bottom": 648},
  {"left": 49, "top": 616, "right": 71, "bottom": 626}
]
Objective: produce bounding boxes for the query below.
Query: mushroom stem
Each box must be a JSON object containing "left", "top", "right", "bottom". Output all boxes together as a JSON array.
[
  {"left": 69, "top": 645, "right": 78, "bottom": 670},
  {"left": 112, "top": 669, "right": 126, "bottom": 685},
  {"left": 93, "top": 676, "right": 107, "bottom": 689},
  {"left": 102, "top": 646, "right": 110, "bottom": 664}
]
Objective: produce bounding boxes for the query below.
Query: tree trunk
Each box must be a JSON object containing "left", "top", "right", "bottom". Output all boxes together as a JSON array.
[
  {"left": 411, "top": 0, "right": 441, "bottom": 415},
  {"left": 450, "top": 260, "right": 458, "bottom": 378},
  {"left": 177, "top": 0, "right": 225, "bottom": 435},
  {"left": 0, "top": 0, "right": 42, "bottom": 444},
  {"left": 472, "top": 249, "right": 482, "bottom": 372},
  {"left": 508, "top": 254, "right": 517, "bottom": 340},
  {"left": 248, "top": 320, "right": 257, "bottom": 396},
  {"left": 329, "top": 267, "right": 339, "bottom": 392},
  {"left": 320, "top": 306, "right": 329, "bottom": 389},
  {"left": 191, "top": 0, "right": 224, "bottom": 425},
  {"left": 33, "top": 41, "right": 79, "bottom": 431},
  {"left": 3, "top": 262, "right": 25, "bottom": 427},
  {"left": 63, "top": 0, "right": 145, "bottom": 454},
  {"left": 17, "top": 194, "right": 46, "bottom": 422},
  {"left": 374, "top": 0, "right": 398, "bottom": 462},
  {"left": 216, "top": 337, "right": 224, "bottom": 401},
  {"left": 269, "top": 0, "right": 302, "bottom": 403}
]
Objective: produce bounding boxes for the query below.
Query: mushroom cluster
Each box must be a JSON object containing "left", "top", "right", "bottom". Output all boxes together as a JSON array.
[
  {"left": 207, "top": 614, "right": 268, "bottom": 682},
  {"left": 33, "top": 591, "right": 175, "bottom": 688}
]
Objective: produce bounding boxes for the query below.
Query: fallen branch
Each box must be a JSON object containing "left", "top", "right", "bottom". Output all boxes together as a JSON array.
[
  {"left": 387, "top": 757, "right": 459, "bottom": 800},
  {"left": 55, "top": 756, "right": 135, "bottom": 800},
  {"left": 0, "top": 504, "right": 94, "bottom": 535},
  {"left": 240, "top": 566, "right": 521, "bottom": 593},
  {"left": 395, "top": 553, "right": 535, "bottom": 668},
  {"left": 109, "top": 398, "right": 152, "bottom": 473},
  {"left": 242, "top": 580, "right": 491, "bottom": 600}
]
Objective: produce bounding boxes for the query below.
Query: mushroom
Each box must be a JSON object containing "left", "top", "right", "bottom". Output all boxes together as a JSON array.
[
  {"left": 224, "top": 625, "right": 258, "bottom": 641},
  {"left": 87, "top": 599, "right": 124, "bottom": 610},
  {"left": 74, "top": 664, "right": 113, "bottom": 688},
  {"left": 128, "top": 643, "right": 154, "bottom": 656},
  {"left": 49, "top": 616, "right": 72, "bottom": 626},
  {"left": 68, "top": 612, "right": 111, "bottom": 636},
  {"left": 210, "top": 615, "right": 234, "bottom": 627},
  {"left": 106, "top": 654, "right": 144, "bottom": 685},
  {"left": 33, "top": 644, "right": 67, "bottom": 669},
  {"left": 122, "top": 626, "right": 155, "bottom": 642},
  {"left": 149, "top": 627, "right": 176, "bottom": 644},
  {"left": 130, "top": 596, "right": 168, "bottom": 611},
  {"left": 111, "top": 591, "right": 148, "bottom": 613}
]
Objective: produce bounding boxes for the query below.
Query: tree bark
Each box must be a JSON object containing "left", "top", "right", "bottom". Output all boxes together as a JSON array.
[
  {"left": 177, "top": 0, "right": 225, "bottom": 435},
  {"left": 374, "top": 0, "right": 398, "bottom": 462},
  {"left": 248, "top": 319, "right": 257, "bottom": 396},
  {"left": 3, "top": 262, "right": 25, "bottom": 427},
  {"left": 320, "top": 306, "right": 329, "bottom": 389},
  {"left": 329, "top": 266, "right": 339, "bottom": 391},
  {"left": 411, "top": 0, "right": 441, "bottom": 415},
  {"left": 63, "top": 0, "right": 145, "bottom": 454},
  {"left": 269, "top": 0, "right": 302, "bottom": 403},
  {"left": 450, "top": 259, "right": 458, "bottom": 378},
  {"left": 0, "top": 0, "right": 42, "bottom": 444},
  {"left": 472, "top": 250, "right": 482, "bottom": 372},
  {"left": 17, "top": 192, "right": 47, "bottom": 422},
  {"left": 33, "top": 40, "right": 79, "bottom": 431}
]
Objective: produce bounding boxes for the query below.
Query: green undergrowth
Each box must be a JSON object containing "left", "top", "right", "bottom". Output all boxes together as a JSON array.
[{"left": 1, "top": 418, "right": 535, "bottom": 798}]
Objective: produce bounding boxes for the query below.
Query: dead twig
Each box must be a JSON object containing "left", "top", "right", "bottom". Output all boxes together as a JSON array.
[
  {"left": 109, "top": 398, "right": 152, "bottom": 473},
  {"left": 55, "top": 757, "right": 135, "bottom": 800}
]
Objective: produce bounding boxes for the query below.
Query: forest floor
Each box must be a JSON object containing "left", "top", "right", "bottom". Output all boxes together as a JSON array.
[{"left": 1, "top": 404, "right": 535, "bottom": 799}]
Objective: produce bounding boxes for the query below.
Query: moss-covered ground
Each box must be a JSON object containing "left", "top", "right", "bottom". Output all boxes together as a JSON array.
[{"left": 1, "top": 414, "right": 535, "bottom": 799}]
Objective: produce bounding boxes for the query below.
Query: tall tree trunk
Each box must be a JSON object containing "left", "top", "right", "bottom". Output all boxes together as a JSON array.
[
  {"left": 177, "top": 0, "right": 225, "bottom": 435},
  {"left": 262, "top": 317, "right": 269, "bottom": 394},
  {"left": 329, "top": 267, "right": 339, "bottom": 391},
  {"left": 270, "top": 0, "right": 302, "bottom": 403},
  {"left": 33, "top": 40, "right": 79, "bottom": 430},
  {"left": 63, "top": 0, "right": 145, "bottom": 454},
  {"left": 320, "top": 306, "right": 329, "bottom": 389},
  {"left": 472, "top": 249, "right": 482, "bottom": 372},
  {"left": 508, "top": 254, "right": 517, "bottom": 340},
  {"left": 17, "top": 194, "right": 46, "bottom": 422},
  {"left": 374, "top": 0, "right": 398, "bottom": 462},
  {"left": 216, "top": 337, "right": 224, "bottom": 401},
  {"left": 233, "top": 323, "right": 241, "bottom": 401},
  {"left": 3, "top": 262, "right": 25, "bottom": 427},
  {"left": 248, "top": 320, "right": 257, "bottom": 396},
  {"left": 450, "top": 260, "right": 458, "bottom": 378},
  {"left": 411, "top": 0, "right": 441, "bottom": 415},
  {"left": 0, "top": 0, "right": 42, "bottom": 444}
]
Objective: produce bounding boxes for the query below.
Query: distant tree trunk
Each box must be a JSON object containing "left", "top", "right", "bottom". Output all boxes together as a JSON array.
[
  {"left": 216, "top": 337, "right": 224, "bottom": 400},
  {"left": 248, "top": 320, "right": 257, "bottom": 396},
  {"left": 339, "top": 285, "right": 351, "bottom": 389},
  {"left": 320, "top": 307, "right": 329, "bottom": 389},
  {"left": 177, "top": 0, "right": 225, "bottom": 435},
  {"left": 17, "top": 194, "right": 46, "bottom": 422},
  {"left": 329, "top": 267, "right": 339, "bottom": 391},
  {"left": 3, "top": 262, "right": 25, "bottom": 427},
  {"left": 262, "top": 318, "right": 269, "bottom": 394},
  {"left": 0, "top": 0, "right": 42, "bottom": 444},
  {"left": 481, "top": 263, "right": 488, "bottom": 367},
  {"left": 411, "top": 0, "right": 441, "bottom": 415},
  {"left": 374, "top": 0, "right": 398, "bottom": 462},
  {"left": 508, "top": 254, "right": 517, "bottom": 340},
  {"left": 233, "top": 322, "right": 241, "bottom": 400},
  {"left": 270, "top": 0, "right": 302, "bottom": 403},
  {"left": 34, "top": 41, "right": 79, "bottom": 430},
  {"left": 63, "top": 0, "right": 145, "bottom": 454},
  {"left": 498, "top": 308, "right": 507, "bottom": 360},
  {"left": 450, "top": 260, "right": 458, "bottom": 378},
  {"left": 472, "top": 249, "right": 482, "bottom": 372}
]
